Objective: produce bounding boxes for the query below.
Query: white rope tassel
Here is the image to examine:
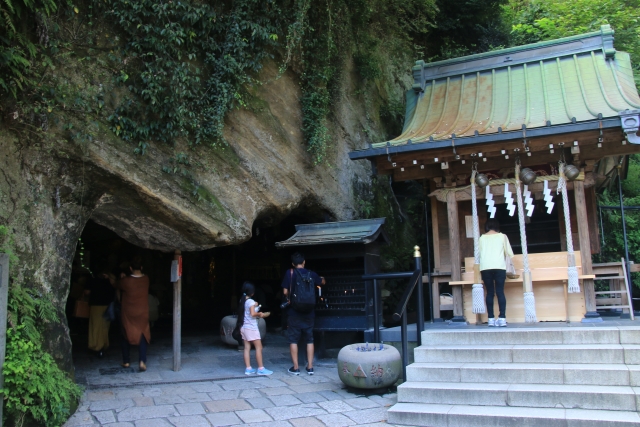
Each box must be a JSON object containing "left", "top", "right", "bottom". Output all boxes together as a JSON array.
[
  {"left": 523, "top": 292, "right": 537, "bottom": 323},
  {"left": 471, "top": 170, "right": 486, "bottom": 314},
  {"left": 567, "top": 266, "right": 580, "bottom": 292},
  {"left": 516, "top": 164, "right": 537, "bottom": 322},
  {"left": 558, "top": 163, "right": 580, "bottom": 293},
  {"left": 472, "top": 284, "right": 486, "bottom": 314}
]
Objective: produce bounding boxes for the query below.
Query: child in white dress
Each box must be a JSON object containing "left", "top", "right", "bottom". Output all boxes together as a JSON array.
[{"left": 238, "top": 282, "right": 272, "bottom": 375}]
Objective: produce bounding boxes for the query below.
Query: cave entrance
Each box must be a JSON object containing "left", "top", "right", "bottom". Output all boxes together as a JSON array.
[
  {"left": 66, "top": 220, "right": 174, "bottom": 373},
  {"left": 67, "top": 212, "right": 323, "bottom": 383}
]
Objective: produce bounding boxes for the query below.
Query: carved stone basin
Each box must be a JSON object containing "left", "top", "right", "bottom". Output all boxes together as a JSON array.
[{"left": 337, "top": 343, "right": 401, "bottom": 389}]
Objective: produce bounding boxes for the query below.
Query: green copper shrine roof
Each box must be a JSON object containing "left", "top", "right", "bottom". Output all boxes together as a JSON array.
[
  {"left": 373, "top": 25, "right": 640, "bottom": 150},
  {"left": 275, "top": 218, "right": 389, "bottom": 247}
]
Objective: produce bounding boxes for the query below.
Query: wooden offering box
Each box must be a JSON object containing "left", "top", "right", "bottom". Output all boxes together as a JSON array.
[{"left": 452, "top": 252, "right": 594, "bottom": 323}]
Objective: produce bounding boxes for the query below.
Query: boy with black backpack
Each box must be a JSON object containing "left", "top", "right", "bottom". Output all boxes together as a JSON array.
[{"left": 281, "top": 252, "right": 325, "bottom": 375}]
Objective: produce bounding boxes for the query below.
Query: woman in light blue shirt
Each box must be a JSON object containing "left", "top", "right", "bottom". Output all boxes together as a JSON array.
[{"left": 479, "top": 218, "right": 514, "bottom": 327}]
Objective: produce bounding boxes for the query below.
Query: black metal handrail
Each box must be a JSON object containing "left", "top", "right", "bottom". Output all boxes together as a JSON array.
[{"left": 361, "top": 246, "right": 423, "bottom": 382}]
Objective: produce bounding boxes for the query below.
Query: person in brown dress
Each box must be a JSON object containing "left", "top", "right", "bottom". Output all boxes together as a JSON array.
[{"left": 116, "top": 256, "right": 151, "bottom": 372}]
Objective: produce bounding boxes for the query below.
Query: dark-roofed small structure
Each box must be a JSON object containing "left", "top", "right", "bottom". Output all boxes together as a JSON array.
[
  {"left": 275, "top": 218, "right": 388, "bottom": 247},
  {"left": 276, "top": 219, "right": 389, "bottom": 339}
]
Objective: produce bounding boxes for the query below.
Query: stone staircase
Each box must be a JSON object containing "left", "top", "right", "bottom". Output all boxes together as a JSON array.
[{"left": 388, "top": 326, "right": 640, "bottom": 426}]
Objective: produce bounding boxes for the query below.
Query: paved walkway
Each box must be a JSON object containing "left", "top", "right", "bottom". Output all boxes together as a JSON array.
[{"left": 64, "top": 331, "right": 400, "bottom": 427}]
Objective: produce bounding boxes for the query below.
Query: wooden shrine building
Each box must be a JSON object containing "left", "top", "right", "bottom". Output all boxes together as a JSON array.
[{"left": 349, "top": 25, "right": 640, "bottom": 323}]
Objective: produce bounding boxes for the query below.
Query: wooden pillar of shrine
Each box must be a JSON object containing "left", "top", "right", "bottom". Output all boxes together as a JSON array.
[
  {"left": 447, "top": 191, "right": 465, "bottom": 322},
  {"left": 573, "top": 180, "right": 601, "bottom": 321}
]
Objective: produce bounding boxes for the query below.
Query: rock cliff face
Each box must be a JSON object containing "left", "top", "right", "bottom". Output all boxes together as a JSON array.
[{"left": 0, "top": 58, "right": 394, "bottom": 371}]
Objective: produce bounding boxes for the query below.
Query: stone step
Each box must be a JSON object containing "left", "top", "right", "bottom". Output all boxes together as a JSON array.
[
  {"left": 406, "top": 362, "right": 640, "bottom": 386},
  {"left": 388, "top": 402, "right": 640, "bottom": 427},
  {"left": 396, "top": 382, "right": 638, "bottom": 412},
  {"left": 421, "top": 326, "right": 640, "bottom": 346},
  {"left": 414, "top": 344, "right": 640, "bottom": 364}
]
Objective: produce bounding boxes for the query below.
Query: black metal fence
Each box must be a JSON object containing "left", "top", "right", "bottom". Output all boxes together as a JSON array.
[{"left": 362, "top": 247, "right": 423, "bottom": 381}]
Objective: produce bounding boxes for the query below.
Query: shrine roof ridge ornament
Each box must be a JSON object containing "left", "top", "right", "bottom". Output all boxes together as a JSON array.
[{"left": 349, "top": 25, "right": 640, "bottom": 161}]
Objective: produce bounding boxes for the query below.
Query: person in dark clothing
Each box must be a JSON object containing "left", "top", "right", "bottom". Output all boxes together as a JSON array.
[
  {"left": 84, "top": 269, "right": 116, "bottom": 357},
  {"left": 281, "top": 252, "right": 324, "bottom": 376}
]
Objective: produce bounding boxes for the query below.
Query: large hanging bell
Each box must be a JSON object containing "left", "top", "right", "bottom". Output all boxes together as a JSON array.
[
  {"left": 475, "top": 173, "right": 489, "bottom": 188},
  {"left": 519, "top": 168, "right": 537, "bottom": 185},
  {"left": 564, "top": 164, "right": 580, "bottom": 180}
]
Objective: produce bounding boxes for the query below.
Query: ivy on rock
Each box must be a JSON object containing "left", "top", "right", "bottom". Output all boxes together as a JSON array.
[{"left": 104, "top": 0, "right": 284, "bottom": 153}]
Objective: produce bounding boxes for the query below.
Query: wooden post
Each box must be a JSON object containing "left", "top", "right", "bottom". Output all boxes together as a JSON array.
[
  {"left": 173, "top": 250, "right": 182, "bottom": 371},
  {"left": 431, "top": 278, "right": 440, "bottom": 319},
  {"left": 431, "top": 197, "right": 441, "bottom": 269},
  {"left": 447, "top": 191, "right": 465, "bottom": 322},
  {"left": 0, "top": 254, "right": 9, "bottom": 426},
  {"left": 574, "top": 180, "right": 601, "bottom": 321}
]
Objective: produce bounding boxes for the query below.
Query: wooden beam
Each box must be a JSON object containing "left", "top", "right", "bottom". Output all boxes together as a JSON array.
[
  {"left": 0, "top": 254, "right": 9, "bottom": 424},
  {"left": 173, "top": 250, "right": 182, "bottom": 371},
  {"left": 573, "top": 181, "right": 599, "bottom": 319},
  {"left": 446, "top": 191, "right": 465, "bottom": 321},
  {"left": 375, "top": 129, "right": 640, "bottom": 183},
  {"left": 387, "top": 149, "right": 587, "bottom": 181},
  {"left": 377, "top": 127, "right": 634, "bottom": 172}
]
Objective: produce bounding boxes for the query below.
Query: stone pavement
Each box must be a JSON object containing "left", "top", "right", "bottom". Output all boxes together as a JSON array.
[{"left": 65, "top": 331, "right": 402, "bottom": 426}]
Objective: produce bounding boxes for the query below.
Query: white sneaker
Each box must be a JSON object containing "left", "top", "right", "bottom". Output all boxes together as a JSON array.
[
  {"left": 497, "top": 318, "right": 507, "bottom": 327},
  {"left": 488, "top": 318, "right": 496, "bottom": 327}
]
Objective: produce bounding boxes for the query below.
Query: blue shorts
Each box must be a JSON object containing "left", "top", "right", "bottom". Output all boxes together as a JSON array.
[{"left": 287, "top": 315, "right": 314, "bottom": 344}]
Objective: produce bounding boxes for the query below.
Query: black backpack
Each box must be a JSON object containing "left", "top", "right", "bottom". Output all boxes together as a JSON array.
[{"left": 290, "top": 269, "right": 316, "bottom": 313}]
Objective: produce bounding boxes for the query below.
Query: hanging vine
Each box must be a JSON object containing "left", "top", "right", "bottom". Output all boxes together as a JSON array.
[{"left": 3, "top": 0, "right": 440, "bottom": 164}]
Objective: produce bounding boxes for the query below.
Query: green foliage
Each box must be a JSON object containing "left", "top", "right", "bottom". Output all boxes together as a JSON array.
[
  {"left": 596, "top": 155, "right": 640, "bottom": 289},
  {"left": 161, "top": 151, "right": 215, "bottom": 202},
  {"left": 103, "top": 0, "right": 284, "bottom": 153},
  {"left": 0, "top": 225, "right": 17, "bottom": 265},
  {"left": 380, "top": 98, "right": 406, "bottom": 138},
  {"left": 354, "top": 50, "right": 382, "bottom": 82},
  {"left": 0, "top": 0, "right": 61, "bottom": 97},
  {"left": 4, "top": 0, "right": 449, "bottom": 165},
  {"left": 358, "top": 178, "right": 426, "bottom": 316},
  {"left": 357, "top": 198, "right": 374, "bottom": 219},
  {"left": 427, "top": 0, "right": 510, "bottom": 60},
  {"left": 505, "top": 0, "right": 640, "bottom": 85},
  {"left": 2, "top": 326, "right": 82, "bottom": 427},
  {"left": 162, "top": 152, "right": 193, "bottom": 177},
  {"left": 286, "top": 0, "right": 439, "bottom": 163},
  {"left": 0, "top": 227, "right": 82, "bottom": 427}
]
